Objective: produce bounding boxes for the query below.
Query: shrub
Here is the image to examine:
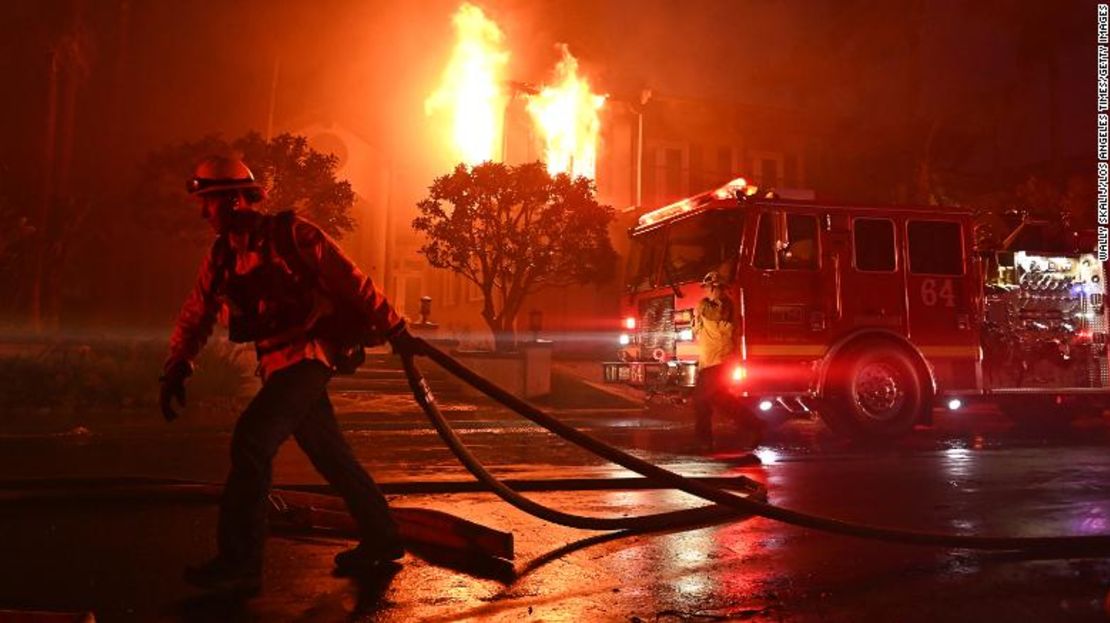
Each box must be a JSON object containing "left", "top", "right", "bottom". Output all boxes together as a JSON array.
[{"left": 0, "top": 338, "right": 254, "bottom": 410}]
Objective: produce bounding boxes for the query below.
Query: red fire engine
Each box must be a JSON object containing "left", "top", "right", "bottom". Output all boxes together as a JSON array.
[{"left": 603, "top": 178, "right": 1109, "bottom": 440}]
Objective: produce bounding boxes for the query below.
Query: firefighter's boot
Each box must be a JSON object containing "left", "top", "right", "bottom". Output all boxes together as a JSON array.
[{"left": 333, "top": 542, "right": 405, "bottom": 577}]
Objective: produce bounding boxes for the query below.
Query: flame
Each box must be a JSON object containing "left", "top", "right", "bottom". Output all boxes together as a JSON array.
[
  {"left": 525, "top": 44, "right": 606, "bottom": 179},
  {"left": 425, "top": 6, "right": 606, "bottom": 180},
  {"left": 424, "top": 3, "right": 509, "bottom": 165}
]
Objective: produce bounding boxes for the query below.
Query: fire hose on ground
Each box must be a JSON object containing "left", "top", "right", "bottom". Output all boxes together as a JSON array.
[
  {"left": 3, "top": 338, "right": 1109, "bottom": 566},
  {"left": 403, "top": 337, "right": 1110, "bottom": 554}
]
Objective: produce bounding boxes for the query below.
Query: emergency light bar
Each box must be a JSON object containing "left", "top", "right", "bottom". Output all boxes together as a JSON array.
[{"left": 637, "top": 176, "right": 756, "bottom": 227}]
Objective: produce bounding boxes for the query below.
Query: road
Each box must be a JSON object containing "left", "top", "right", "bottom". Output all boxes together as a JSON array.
[{"left": 0, "top": 385, "right": 1108, "bottom": 622}]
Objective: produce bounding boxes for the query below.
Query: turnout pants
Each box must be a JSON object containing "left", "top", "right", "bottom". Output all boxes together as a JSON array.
[
  {"left": 692, "top": 363, "right": 762, "bottom": 443},
  {"left": 217, "top": 359, "right": 399, "bottom": 568}
]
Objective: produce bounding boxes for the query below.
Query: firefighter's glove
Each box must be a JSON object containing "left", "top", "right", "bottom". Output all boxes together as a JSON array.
[
  {"left": 386, "top": 321, "right": 423, "bottom": 356},
  {"left": 159, "top": 360, "right": 191, "bottom": 422}
]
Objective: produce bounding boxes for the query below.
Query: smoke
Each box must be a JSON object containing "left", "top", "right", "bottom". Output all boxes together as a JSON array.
[{"left": 0, "top": 0, "right": 1095, "bottom": 331}]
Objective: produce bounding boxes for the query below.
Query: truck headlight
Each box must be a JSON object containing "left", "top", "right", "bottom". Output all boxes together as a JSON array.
[{"left": 730, "top": 365, "right": 747, "bottom": 383}]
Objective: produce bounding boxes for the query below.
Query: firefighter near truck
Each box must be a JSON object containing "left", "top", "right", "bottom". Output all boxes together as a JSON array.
[{"left": 603, "top": 177, "right": 1110, "bottom": 441}]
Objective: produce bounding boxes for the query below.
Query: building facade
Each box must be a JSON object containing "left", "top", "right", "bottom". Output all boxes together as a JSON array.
[{"left": 417, "top": 94, "right": 823, "bottom": 353}]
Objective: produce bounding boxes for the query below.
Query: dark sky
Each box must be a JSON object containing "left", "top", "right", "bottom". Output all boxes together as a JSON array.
[{"left": 0, "top": 0, "right": 1097, "bottom": 199}]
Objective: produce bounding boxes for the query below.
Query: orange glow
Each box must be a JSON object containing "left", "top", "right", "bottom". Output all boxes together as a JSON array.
[
  {"left": 624, "top": 316, "right": 637, "bottom": 330},
  {"left": 525, "top": 44, "right": 606, "bottom": 179},
  {"left": 424, "top": 3, "right": 509, "bottom": 165}
]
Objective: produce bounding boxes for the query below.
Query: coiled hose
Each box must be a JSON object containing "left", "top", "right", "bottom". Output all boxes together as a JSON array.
[{"left": 403, "top": 340, "right": 1110, "bottom": 553}]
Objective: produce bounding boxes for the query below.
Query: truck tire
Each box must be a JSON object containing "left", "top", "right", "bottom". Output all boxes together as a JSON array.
[{"left": 822, "top": 342, "right": 928, "bottom": 440}]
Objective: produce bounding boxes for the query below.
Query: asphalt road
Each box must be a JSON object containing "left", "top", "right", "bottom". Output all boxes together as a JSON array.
[{"left": 0, "top": 393, "right": 1108, "bottom": 622}]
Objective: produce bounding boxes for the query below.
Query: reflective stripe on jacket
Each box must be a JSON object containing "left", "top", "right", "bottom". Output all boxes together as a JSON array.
[{"left": 164, "top": 211, "right": 401, "bottom": 380}]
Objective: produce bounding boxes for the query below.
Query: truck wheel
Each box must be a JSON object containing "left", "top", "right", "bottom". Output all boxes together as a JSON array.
[{"left": 822, "top": 343, "right": 927, "bottom": 440}]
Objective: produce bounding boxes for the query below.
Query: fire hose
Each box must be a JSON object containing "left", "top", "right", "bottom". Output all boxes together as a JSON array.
[{"left": 402, "top": 338, "right": 1110, "bottom": 553}]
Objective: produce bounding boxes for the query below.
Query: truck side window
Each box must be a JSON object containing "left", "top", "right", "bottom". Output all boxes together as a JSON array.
[
  {"left": 780, "top": 214, "right": 818, "bottom": 270},
  {"left": 853, "top": 218, "right": 896, "bottom": 271},
  {"left": 753, "top": 212, "right": 775, "bottom": 269},
  {"left": 907, "top": 220, "right": 963, "bottom": 275}
]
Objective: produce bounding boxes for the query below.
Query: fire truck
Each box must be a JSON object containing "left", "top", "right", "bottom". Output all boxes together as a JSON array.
[{"left": 603, "top": 177, "right": 1110, "bottom": 440}]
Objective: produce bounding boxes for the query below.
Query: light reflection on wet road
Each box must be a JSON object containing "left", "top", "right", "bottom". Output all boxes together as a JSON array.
[{"left": 0, "top": 403, "right": 1108, "bottom": 621}]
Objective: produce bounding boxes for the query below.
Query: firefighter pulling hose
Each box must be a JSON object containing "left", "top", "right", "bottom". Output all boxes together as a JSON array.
[{"left": 161, "top": 156, "right": 415, "bottom": 594}]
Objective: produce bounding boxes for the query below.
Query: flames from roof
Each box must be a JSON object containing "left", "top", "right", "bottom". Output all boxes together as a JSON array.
[
  {"left": 526, "top": 44, "right": 607, "bottom": 180},
  {"left": 425, "top": 3, "right": 606, "bottom": 180},
  {"left": 424, "top": 3, "right": 510, "bottom": 166}
]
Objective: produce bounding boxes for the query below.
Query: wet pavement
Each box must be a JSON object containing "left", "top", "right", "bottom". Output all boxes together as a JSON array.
[{"left": 1, "top": 390, "right": 1109, "bottom": 621}]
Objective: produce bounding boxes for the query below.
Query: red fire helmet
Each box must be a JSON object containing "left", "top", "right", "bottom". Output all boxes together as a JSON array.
[{"left": 186, "top": 156, "right": 266, "bottom": 203}]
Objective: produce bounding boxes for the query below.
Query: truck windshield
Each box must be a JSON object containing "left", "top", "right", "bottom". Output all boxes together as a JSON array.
[
  {"left": 663, "top": 210, "right": 743, "bottom": 284},
  {"left": 626, "top": 228, "right": 665, "bottom": 292},
  {"left": 626, "top": 210, "right": 743, "bottom": 292}
]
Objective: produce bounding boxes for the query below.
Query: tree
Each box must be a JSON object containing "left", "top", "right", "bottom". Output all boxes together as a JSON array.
[
  {"left": 967, "top": 174, "right": 1094, "bottom": 250},
  {"left": 132, "top": 132, "right": 356, "bottom": 241},
  {"left": 414, "top": 161, "right": 618, "bottom": 351}
]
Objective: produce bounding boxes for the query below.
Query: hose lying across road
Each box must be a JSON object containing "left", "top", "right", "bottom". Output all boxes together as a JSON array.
[
  {"left": 403, "top": 339, "right": 1110, "bottom": 553},
  {"left": 400, "top": 351, "right": 763, "bottom": 533}
]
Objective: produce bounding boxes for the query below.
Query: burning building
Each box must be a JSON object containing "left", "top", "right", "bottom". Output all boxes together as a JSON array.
[{"left": 400, "top": 4, "right": 821, "bottom": 351}]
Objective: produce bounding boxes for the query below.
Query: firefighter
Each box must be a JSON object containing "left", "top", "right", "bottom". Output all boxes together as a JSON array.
[
  {"left": 159, "top": 156, "right": 417, "bottom": 594},
  {"left": 691, "top": 270, "right": 764, "bottom": 451}
]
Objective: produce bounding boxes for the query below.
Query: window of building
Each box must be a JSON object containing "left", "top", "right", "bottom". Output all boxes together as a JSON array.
[
  {"left": 443, "top": 272, "right": 459, "bottom": 306},
  {"left": 403, "top": 276, "right": 422, "bottom": 319},
  {"left": 784, "top": 154, "right": 799, "bottom": 187},
  {"left": 642, "top": 148, "right": 653, "bottom": 205},
  {"left": 853, "top": 218, "right": 896, "bottom": 272},
  {"left": 717, "top": 147, "right": 733, "bottom": 180},
  {"left": 466, "top": 279, "right": 484, "bottom": 302},
  {"left": 761, "top": 158, "right": 779, "bottom": 187},
  {"left": 750, "top": 151, "right": 784, "bottom": 188},
  {"left": 689, "top": 144, "right": 705, "bottom": 192},
  {"left": 664, "top": 148, "right": 683, "bottom": 199},
  {"left": 907, "top": 220, "right": 964, "bottom": 275}
]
